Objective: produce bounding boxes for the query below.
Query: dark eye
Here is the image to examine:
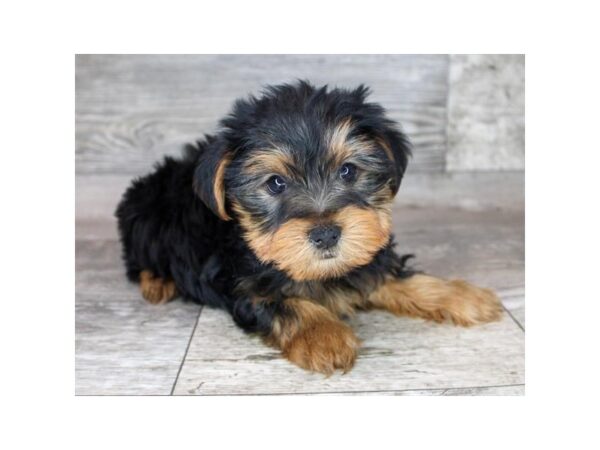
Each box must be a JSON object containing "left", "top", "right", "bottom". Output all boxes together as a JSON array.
[
  {"left": 339, "top": 163, "right": 357, "bottom": 182},
  {"left": 266, "top": 175, "right": 287, "bottom": 195}
]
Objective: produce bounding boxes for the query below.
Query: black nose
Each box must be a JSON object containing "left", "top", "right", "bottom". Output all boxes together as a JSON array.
[{"left": 308, "top": 224, "right": 341, "bottom": 250}]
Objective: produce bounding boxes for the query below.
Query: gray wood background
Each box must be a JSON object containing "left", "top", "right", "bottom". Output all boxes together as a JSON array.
[
  {"left": 75, "top": 55, "right": 525, "bottom": 395},
  {"left": 76, "top": 55, "right": 524, "bottom": 176}
]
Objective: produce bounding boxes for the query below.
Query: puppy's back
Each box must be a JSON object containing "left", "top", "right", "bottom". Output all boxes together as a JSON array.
[{"left": 115, "top": 140, "right": 221, "bottom": 283}]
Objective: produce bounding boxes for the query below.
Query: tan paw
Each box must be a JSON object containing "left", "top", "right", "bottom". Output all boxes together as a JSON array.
[
  {"left": 139, "top": 270, "right": 177, "bottom": 305},
  {"left": 443, "top": 280, "right": 504, "bottom": 326},
  {"left": 282, "top": 320, "right": 360, "bottom": 375}
]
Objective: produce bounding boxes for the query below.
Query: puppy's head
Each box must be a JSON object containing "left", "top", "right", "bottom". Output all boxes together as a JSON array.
[{"left": 194, "top": 81, "right": 410, "bottom": 281}]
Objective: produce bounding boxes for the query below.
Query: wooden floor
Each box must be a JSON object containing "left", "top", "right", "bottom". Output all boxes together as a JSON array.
[{"left": 75, "top": 173, "right": 524, "bottom": 395}]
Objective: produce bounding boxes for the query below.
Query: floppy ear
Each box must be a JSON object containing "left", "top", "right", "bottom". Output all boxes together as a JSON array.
[
  {"left": 376, "top": 127, "right": 411, "bottom": 196},
  {"left": 191, "top": 138, "right": 233, "bottom": 221},
  {"left": 349, "top": 85, "right": 411, "bottom": 197}
]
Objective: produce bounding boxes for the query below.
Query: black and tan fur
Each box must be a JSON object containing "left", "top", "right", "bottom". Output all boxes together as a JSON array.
[{"left": 116, "top": 81, "right": 502, "bottom": 375}]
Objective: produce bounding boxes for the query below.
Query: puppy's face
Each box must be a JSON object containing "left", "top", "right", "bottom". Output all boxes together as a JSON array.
[{"left": 195, "top": 82, "right": 410, "bottom": 281}]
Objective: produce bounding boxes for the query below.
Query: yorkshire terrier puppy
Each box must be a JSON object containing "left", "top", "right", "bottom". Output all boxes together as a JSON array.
[{"left": 116, "top": 81, "right": 502, "bottom": 374}]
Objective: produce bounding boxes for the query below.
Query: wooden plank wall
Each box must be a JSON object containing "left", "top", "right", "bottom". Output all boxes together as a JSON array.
[
  {"left": 76, "top": 54, "right": 525, "bottom": 178},
  {"left": 76, "top": 55, "right": 449, "bottom": 175},
  {"left": 447, "top": 55, "right": 525, "bottom": 170}
]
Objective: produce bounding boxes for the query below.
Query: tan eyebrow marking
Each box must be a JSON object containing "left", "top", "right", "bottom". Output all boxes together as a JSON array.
[
  {"left": 327, "top": 118, "right": 376, "bottom": 166},
  {"left": 244, "top": 146, "right": 296, "bottom": 179}
]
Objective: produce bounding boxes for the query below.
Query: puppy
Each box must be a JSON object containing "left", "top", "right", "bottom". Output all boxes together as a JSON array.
[{"left": 116, "top": 81, "right": 502, "bottom": 374}]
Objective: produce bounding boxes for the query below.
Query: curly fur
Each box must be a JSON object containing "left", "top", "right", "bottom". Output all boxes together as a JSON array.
[{"left": 115, "top": 81, "right": 502, "bottom": 374}]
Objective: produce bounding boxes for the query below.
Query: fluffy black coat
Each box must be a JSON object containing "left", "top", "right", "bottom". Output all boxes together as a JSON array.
[{"left": 115, "top": 81, "right": 414, "bottom": 335}]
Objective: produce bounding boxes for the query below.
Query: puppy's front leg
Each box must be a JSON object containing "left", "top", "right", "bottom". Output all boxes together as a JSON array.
[
  {"left": 265, "top": 298, "right": 360, "bottom": 375},
  {"left": 368, "top": 274, "right": 503, "bottom": 326}
]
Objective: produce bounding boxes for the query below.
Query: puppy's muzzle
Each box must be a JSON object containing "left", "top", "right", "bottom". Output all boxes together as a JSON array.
[{"left": 308, "top": 224, "right": 341, "bottom": 250}]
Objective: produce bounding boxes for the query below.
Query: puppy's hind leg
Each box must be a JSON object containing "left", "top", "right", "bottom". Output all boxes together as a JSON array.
[{"left": 139, "top": 270, "right": 178, "bottom": 305}]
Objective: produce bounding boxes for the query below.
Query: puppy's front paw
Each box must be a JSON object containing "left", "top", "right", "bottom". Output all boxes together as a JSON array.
[
  {"left": 444, "top": 280, "right": 503, "bottom": 326},
  {"left": 282, "top": 320, "right": 360, "bottom": 375},
  {"left": 369, "top": 274, "right": 503, "bottom": 327}
]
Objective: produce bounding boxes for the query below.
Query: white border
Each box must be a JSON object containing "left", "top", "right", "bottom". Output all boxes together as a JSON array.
[{"left": 2, "top": 0, "right": 600, "bottom": 448}]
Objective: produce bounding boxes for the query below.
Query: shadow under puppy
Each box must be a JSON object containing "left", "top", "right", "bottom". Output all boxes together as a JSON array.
[{"left": 116, "top": 81, "right": 503, "bottom": 375}]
